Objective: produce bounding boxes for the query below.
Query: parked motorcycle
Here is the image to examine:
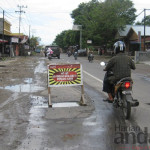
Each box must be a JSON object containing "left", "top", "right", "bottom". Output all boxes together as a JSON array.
[
  {"left": 101, "top": 62, "right": 139, "bottom": 119},
  {"left": 88, "top": 53, "right": 94, "bottom": 62}
]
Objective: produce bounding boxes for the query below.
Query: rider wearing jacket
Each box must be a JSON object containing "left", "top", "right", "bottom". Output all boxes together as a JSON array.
[{"left": 103, "top": 40, "right": 136, "bottom": 102}]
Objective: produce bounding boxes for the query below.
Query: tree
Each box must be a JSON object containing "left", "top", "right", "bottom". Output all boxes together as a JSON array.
[
  {"left": 71, "top": 0, "right": 136, "bottom": 47},
  {"left": 135, "top": 15, "right": 150, "bottom": 26},
  {"left": 54, "top": 30, "right": 79, "bottom": 49},
  {"left": 30, "top": 36, "right": 40, "bottom": 50},
  {"left": 54, "top": 0, "right": 136, "bottom": 49}
]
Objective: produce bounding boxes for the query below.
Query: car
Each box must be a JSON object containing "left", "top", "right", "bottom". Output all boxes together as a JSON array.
[
  {"left": 77, "top": 49, "right": 87, "bottom": 56},
  {"left": 45, "top": 45, "right": 60, "bottom": 59}
]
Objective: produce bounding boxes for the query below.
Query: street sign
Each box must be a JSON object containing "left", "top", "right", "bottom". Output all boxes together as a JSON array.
[
  {"left": 72, "top": 25, "right": 82, "bottom": 31},
  {"left": 47, "top": 63, "right": 86, "bottom": 107},
  {"left": 48, "top": 64, "right": 83, "bottom": 87}
]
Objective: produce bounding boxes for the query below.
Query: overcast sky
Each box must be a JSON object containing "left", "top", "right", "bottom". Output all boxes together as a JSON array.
[{"left": 0, "top": 0, "right": 150, "bottom": 45}]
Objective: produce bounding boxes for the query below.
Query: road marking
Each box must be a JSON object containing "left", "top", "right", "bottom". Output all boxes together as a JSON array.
[{"left": 83, "top": 70, "right": 103, "bottom": 83}]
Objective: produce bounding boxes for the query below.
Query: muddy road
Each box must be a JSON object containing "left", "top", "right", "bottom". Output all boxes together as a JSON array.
[
  {"left": 0, "top": 55, "right": 95, "bottom": 150},
  {"left": 0, "top": 54, "right": 149, "bottom": 150}
]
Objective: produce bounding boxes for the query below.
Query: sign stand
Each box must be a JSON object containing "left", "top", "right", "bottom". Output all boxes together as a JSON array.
[
  {"left": 48, "top": 87, "right": 52, "bottom": 107},
  {"left": 48, "top": 85, "right": 86, "bottom": 107},
  {"left": 80, "top": 85, "right": 86, "bottom": 106},
  {"left": 48, "top": 64, "right": 86, "bottom": 107}
]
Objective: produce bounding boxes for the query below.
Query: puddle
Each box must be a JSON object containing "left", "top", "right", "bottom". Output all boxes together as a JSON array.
[
  {"left": 34, "top": 61, "right": 46, "bottom": 74},
  {"left": 30, "top": 96, "right": 48, "bottom": 108},
  {"left": 143, "top": 77, "right": 150, "bottom": 82},
  {"left": 52, "top": 102, "right": 80, "bottom": 108},
  {"left": 0, "top": 84, "right": 45, "bottom": 93},
  {"left": 24, "top": 78, "right": 33, "bottom": 84}
]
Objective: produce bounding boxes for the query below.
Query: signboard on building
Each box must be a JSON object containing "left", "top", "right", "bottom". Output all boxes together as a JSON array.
[
  {"left": 48, "top": 64, "right": 83, "bottom": 87},
  {"left": 87, "top": 40, "right": 92, "bottom": 44},
  {"left": 11, "top": 37, "right": 19, "bottom": 43}
]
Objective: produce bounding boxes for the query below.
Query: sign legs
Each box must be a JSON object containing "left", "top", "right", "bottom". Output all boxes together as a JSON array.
[
  {"left": 80, "top": 85, "right": 87, "bottom": 106},
  {"left": 48, "top": 87, "right": 52, "bottom": 107}
]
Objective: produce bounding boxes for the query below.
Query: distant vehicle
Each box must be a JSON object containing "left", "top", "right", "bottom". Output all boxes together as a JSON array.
[
  {"left": 78, "top": 49, "right": 87, "bottom": 56},
  {"left": 45, "top": 45, "right": 60, "bottom": 59},
  {"left": 35, "top": 49, "right": 41, "bottom": 53}
]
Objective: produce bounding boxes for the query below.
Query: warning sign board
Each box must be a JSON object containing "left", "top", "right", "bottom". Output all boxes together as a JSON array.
[{"left": 48, "top": 64, "right": 83, "bottom": 87}]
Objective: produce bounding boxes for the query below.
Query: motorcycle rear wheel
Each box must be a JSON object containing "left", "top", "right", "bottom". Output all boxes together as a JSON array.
[{"left": 122, "top": 99, "right": 131, "bottom": 120}]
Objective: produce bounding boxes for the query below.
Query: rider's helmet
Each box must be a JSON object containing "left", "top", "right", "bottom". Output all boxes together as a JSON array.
[{"left": 113, "top": 40, "right": 125, "bottom": 54}]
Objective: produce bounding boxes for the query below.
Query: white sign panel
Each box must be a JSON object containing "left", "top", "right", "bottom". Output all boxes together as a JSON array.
[
  {"left": 11, "top": 37, "right": 19, "bottom": 43},
  {"left": 72, "top": 25, "right": 82, "bottom": 31}
]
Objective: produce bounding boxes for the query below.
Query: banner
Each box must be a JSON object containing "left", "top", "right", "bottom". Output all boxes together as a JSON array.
[{"left": 48, "top": 64, "right": 83, "bottom": 87}]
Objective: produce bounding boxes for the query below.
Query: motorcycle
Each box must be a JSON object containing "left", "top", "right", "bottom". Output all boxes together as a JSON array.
[
  {"left": 101, "top": 62, "right": 139, "bottom": 119},
  {"left": 74, "top": 52, "right": 78, "bottom": 60},
  {"left": 88, "top": 53, "right": 94, "bottom": 62},
  {"left": 68, "top": 51, "right": 71, "bottom": 57},
  {"left": 47, "top": 53, "right": 52, "bottom": 60}
]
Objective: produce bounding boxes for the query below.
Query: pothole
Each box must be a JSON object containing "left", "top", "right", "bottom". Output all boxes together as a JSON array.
[{"left": 24, "top": 78, "right": 33, "bottom": 84}]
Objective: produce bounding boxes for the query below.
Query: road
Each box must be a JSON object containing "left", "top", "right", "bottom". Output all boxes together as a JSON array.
[{"left": 0, "top": 53, "right": 150, "bottom": 150}]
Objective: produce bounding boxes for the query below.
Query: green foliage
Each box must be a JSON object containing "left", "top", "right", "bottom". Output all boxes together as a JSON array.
[
  {"left": 30, "top": 36, "right": 40, "bottom": 49},
  {"left": 53, "top": 0, "right": 136, "bottom": 49},
  {"left": 135, "top": 15, "right": 150, "bottom": 26},
  {"left": 54, "top": 30, "right": 79, "bottom": 49}
]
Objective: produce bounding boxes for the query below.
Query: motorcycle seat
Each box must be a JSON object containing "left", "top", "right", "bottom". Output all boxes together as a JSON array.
[{"left": 116, "top": 77, "right": 133, "bottom": 84}]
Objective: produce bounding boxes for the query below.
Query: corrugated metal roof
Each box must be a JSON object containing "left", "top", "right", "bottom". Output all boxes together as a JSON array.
[
  {"left": 118, "top": 25, "right": 150, "bottom": 37},
  {"left": 118, "top": 25, "right": 132, "bottom": 36},
  {"left": 131, "top": 25, "right": 150, "bottom": 36}
]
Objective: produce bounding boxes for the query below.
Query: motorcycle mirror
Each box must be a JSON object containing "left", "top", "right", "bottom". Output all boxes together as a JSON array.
[{"left": 100, "top": 62, "right": 105, "bottom": 66}]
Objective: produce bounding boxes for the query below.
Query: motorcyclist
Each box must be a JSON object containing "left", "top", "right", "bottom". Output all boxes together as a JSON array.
[
  {"left": 103, "top": 40, "right": 136, "bottom": 103},
  {"left": 47, "top": 48, "right": 53, "bottom": 59},
  {"left": 74, "top": 51, "right": 78, "bottom": 60},
  {"left": 88, "top": 50, "right": 94, "bottom": 61}
]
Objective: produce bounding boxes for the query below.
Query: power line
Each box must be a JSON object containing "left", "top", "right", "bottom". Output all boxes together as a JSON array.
[
  {"left": 5, "top": 11, "right": 18, "bottom": 19},
  {"left": 136, "top": 10, "right": 144, "bottom": 18}
]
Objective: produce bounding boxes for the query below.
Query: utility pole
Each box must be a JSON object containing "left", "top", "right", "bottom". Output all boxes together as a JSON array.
[
  {"left": 15, "top": 5, "right": 27, "bottom": 54},
  {"left": 143, "top": 9, "right": 150, "bottom": 51},
  {"left": 80, "top": 25, "right": 82, "bottom": 49},
  {"left": 29, "top": 25, "right": 31, "bottom": 50},
  {"left": 144, "top": 9, "right": 146, "bottom": 51},
  {"left": 2, "top": 10, "right": 4, "bottom": 54}
]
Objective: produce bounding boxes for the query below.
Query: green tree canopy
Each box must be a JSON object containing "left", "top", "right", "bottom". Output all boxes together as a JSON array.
[
  {"left": 54, "top": 0, "right": 136, "bottom": 49},
  {"left": 136, "top": 15, "right": 150, "bottom": 26},
  {"left": 30, "top": 36, "right": 41, "bottom": 49}
]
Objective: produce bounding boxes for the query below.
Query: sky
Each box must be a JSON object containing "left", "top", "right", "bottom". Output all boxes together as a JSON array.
[{"left": 0, "top": 0, "right": 150, "bottom": 45}]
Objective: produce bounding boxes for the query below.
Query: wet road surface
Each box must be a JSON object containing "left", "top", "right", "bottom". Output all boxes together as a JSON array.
[{"left": 0, "top": 54, "right": 150, "bottom": 150}]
